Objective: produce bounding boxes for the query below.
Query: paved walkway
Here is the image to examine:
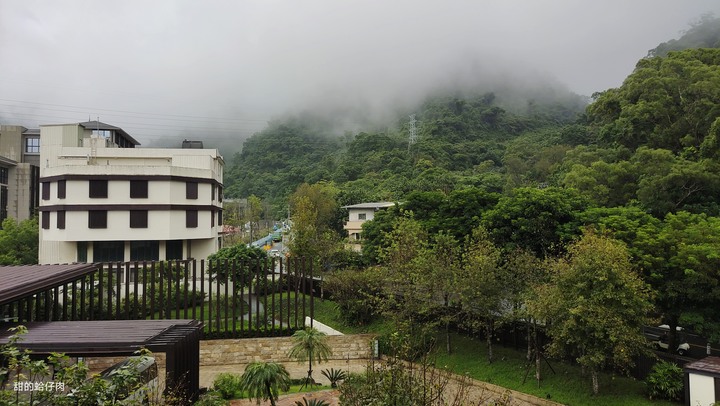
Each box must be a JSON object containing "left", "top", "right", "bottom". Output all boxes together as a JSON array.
[{"left": 197, "top": 359, "right": 562, "bottom": 406}]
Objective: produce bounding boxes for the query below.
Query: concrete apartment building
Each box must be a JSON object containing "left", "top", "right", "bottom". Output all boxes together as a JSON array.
[
  {"left": 0, "top": 125, "right": 41, "bottom": 224},
  {"left": 38, "top": 121, "right": 224, "bottom": 264}
]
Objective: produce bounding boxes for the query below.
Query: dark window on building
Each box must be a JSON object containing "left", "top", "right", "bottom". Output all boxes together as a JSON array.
[
  {"left": 24, "top": 137, "right": 40, "bottom": 154},
  {"left": 77, "top": 241, "right": 88, "bottom": 262},
  {"left": 166, "top": 240, "right": 183, "bottom": 260},
  {"left": 218, "top": 186, "right": 223, "bottom": 202},
  {"left": 93, "top": 241, "right": 124, "bottom": 262},
  {"left": 88, "top": 210, "right": 107, "bottom": 228},
  {"left": 211, "top": 209, "right": 215, "bottom": 227},
  {"left": 130, "top": 240, "right": 159, "bottom": 261},
  {"left": 41, "top": 182, "right": 50, "bottom": 200},
  {"left": 57, "top": 180, "right": 66, "bottom": 199},
  {"left": 0, "top": 186, "right": 7, "bottom": 223},
  {"left": 57, "top": 211, "right": 65, "bottom": 229},
  {"left": 186, "top": 182, "right": 198, "bottom": 199},
  {"left": 218, "top": 210, "right": 223, "bottom": 225},
  {"left": 0, "top": 167, "right": 8, "bottom": 184},
  {"left": 129, "top": 210, "right": 148, "bottom": 228},
  {"left": 186, "top": 210, "right": 198, "bottom": 228},
  {"left": 211, "top": 184, "right": 215, "bottom": 201},
  {"left": 89, "top": 180, "right": 108, "bottom": 198},
  {"left": 130, "top": 180, "right": 148, "bottom": 198},
  {"left": 41, "top": 211, "right": 50, "bottom": 229},
  {"left": 358, "top": 213, "right": 367, "bottom": 220}
]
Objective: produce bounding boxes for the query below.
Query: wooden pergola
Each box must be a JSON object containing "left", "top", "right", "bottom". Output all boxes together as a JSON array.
[{"left": 0, "top": 264, "right": 203, "bottom": 403}]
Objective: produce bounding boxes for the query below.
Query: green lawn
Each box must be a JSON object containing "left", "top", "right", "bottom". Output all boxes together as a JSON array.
[{"left": 306, "top": 295, "right": 676, "bottom": 406}]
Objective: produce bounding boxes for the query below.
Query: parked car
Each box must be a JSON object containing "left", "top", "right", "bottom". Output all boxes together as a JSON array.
[{"left": 658, "top": 324, "right": 684, "bottom": 331}]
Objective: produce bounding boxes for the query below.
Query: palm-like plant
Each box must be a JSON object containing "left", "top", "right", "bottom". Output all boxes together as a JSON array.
[
  {"left": 239, "top": 362, "right": 291, "bottom": 406},
  {"left": 287, "top": 327, "right": 332, "bottom": 388},
  {"left": 320, "top": 368, "right": 347, "bottom": 388}
]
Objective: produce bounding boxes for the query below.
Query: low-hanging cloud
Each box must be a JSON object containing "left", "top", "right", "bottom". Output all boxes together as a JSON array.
[{"left": 1, "top": 0, "right": 718, "bottom": 152}]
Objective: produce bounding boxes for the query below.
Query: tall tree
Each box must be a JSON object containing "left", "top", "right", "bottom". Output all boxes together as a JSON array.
[
  {"left": 532, "top": 231, "right": 653, "bottom": 395},
  {"left": 455, "top": 227, "right": 504, "bottom": 363},
  {"left": 288, "top": 182, "right": 341, "bottom": 269}
]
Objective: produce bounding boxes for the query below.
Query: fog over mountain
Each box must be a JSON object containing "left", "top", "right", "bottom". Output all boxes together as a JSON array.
[{"left": 1, "top": 0, "right": 718, "bottom": 154}]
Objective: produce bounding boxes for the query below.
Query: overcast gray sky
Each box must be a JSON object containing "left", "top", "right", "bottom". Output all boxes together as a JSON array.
[{"left": 1, "top": 0, "right": 718, "bottom": 149}]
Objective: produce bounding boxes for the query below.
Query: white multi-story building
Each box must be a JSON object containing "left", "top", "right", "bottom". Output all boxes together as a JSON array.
[{"left": 38, "top": 121, "right": 224, "bottom": 264}]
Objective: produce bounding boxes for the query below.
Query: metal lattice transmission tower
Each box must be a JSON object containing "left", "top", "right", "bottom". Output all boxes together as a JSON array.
[{"left": 408, "top": 114, "right": 417, "bottom": 151}]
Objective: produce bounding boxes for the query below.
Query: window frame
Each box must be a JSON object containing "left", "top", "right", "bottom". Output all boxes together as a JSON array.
[{"left": 24, "top": 137, "right": 40, "bottom": 154}]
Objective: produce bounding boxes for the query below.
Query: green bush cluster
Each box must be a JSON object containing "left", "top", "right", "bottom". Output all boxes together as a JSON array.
[{"left": 645, "top": 360, "right": 684, "bottom": 401}]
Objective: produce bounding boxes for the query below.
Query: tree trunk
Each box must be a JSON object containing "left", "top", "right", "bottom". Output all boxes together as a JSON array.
[
  {"left": 526, "top": 320, "right": 532, "bottom": 361},
  {"left": 486, "top": 324, "right": 494, "bottom": 363},
  {"left": 535, "top": 349, "right": 541, "bottom": 387},
  {"left": 591, "top": 370, "right": 599, "bottom": 395},
  {"left": 446, "top": 320, "right": 452, "bottom": 354}
]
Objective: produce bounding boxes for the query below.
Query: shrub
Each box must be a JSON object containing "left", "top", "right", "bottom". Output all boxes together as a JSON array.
[
  {"left": 194, "top": 391, "right": 229, "bottom": 405},
  {"left": 646, "top": 360, "right": 684, "bottom": 401},
  {"left": 212, "top": 372, "right": 242, "bottom": 400},
  {"left": 254, "top": 276, "right": 287, "bottom": 295},
  {"left": 323, "top": 268, "right": 383, "bottom": 326}
]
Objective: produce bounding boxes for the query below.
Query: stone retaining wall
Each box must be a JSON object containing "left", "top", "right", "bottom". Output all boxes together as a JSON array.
[
  {"left": 200, "top": 334, "right": 376, "bottom": 366},
  {"left": 86, "top": 334, "right": 376, "bottom": 371}
]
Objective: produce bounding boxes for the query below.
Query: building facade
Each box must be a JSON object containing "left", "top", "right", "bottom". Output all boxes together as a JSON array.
[
  {"left": 342, "top": 202, "right": 395, "bottom": 251},
  {"left": 38, "top": 121, "right": 224, "bottom": 264},
  {"left": 0, "top": 125, "right": 40, "bottom": 224}
]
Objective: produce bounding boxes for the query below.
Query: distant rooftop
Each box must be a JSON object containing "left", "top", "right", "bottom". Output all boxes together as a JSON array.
[
  {"left": 685, "top": 356, "right": 720, "bottom": 375},
  {"left": 342, "top": 202, "right": 397, "bottom": 210},
  {"left": 78, "top": 120, "right": 140, "bottom": 146}
]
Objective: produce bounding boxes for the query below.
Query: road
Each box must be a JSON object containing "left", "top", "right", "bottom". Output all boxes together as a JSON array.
[{"left": 644, "top": 325, "right": 719, "bottom": 358}]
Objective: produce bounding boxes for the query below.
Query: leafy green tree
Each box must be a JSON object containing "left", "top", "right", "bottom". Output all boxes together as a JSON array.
[
  {"left": 531, "top": 231, "right": 653, "bottom": 395},
  {"left": 246, "top": 194, "right": 263, "bottom": 242},
  {"left": 633, "top": 212, "right": 720, "bottom": 341},
  {"left": 631, "top": 148, "right": 720, "bottom": 216},
  {"left": 376, "top": 217, "right": 439, "bottom": 353},
  {"left": 239, "top": 362, "right": 291, "bottom": 406},
  {"left": 0, "top": 217, "right": 38, "bottom": 265},
  {"left": 288, "top": 182, "right": 342, "bottom": 269},
  {"left": 207, "top": 244, "right": 267, "bottom": 288},
  {"left": 482, "top": 187, "right": 589, "bottom": 257},
  {"left": 455, "top": 227, "right": 504, "bottom": 363},
  {"left": 588, "top": 48, "right": 720, "bottom": 153},
  {"left": 287, "top": 327, "right": 332, "bottom": 386}
]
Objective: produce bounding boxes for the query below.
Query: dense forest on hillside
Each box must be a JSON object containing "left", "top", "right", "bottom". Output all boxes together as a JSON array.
[{"left": 223, "top": 17, "right": 720, "bottom": 347}]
